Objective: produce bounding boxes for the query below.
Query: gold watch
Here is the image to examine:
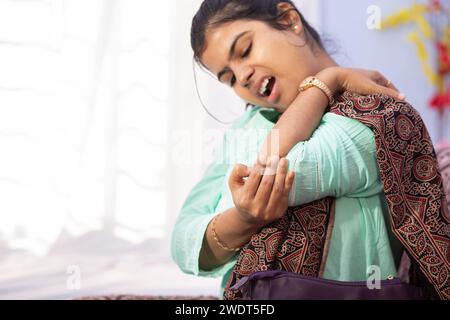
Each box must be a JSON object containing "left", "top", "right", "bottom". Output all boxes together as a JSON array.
[{"left": 298, "top": 76, "right": 335, "bottom": 105}]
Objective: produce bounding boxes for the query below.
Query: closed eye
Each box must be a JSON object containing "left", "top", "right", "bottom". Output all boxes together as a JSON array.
[
  {"left": 230, "top": 75, "right": 236, "bottom": 87},
  {"left": 229, "top": 43, "right": 252, "bottom": 87},
  {"left": 242, "top": 42, "right": 252, "bottom": 58},
  {"left": 229, "top": 42, "right": 252, "bottom": 87}
]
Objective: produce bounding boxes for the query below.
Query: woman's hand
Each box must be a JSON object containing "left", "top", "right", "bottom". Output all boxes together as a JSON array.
[
  {"left": 228, "top": 157, "right": 295, "bottom": 229},
  {"left": 316, "top": 66, "right": 405, "bottom": 101}
]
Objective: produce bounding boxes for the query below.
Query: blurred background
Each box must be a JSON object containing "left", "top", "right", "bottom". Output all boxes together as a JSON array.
[{"left": 0, "top": 0, "right": 448, "bottom": 299}]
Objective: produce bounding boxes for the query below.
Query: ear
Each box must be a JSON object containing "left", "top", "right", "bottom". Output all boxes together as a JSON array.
[{"left": 276, "top": 2, "right": 303, "bottom": 35}]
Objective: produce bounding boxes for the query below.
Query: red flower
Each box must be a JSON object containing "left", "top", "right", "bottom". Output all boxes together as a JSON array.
[
  {"left": 429, "top": 88, "right": 450, "bottom": 112},
  {"left": 437, "top": 42, "right": 450, "bottom": 75},
  {"left": 429, "top": 0, "right": 443, "bottom": 11}
]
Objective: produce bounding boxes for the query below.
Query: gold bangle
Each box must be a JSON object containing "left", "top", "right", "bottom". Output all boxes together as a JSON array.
[
  {"left": 298, "top": 76, "right": 335, "bottom": 105},
  {"left": 211, "top": 214, "right": 242, "bottom": 252}
]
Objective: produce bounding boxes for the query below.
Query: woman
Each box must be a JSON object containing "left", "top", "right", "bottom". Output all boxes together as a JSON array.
[{"left": 171, "top": 0, "right": 449, "bottom": 299}]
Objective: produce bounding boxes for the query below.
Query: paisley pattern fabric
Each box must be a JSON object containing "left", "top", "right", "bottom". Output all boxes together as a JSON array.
[{"left": 223, "top": 92, "right": 450, "bottom": 300}]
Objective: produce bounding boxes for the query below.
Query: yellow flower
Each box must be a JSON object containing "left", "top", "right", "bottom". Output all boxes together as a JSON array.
[
  {"left": 408, "top": 32, "right": 440, "bottom": 88},
  {"left": 415, "top": 15, "right": 434, "bottom": 39},
  {"left": 380, "top": 3, "right": 429, "bottom": 29}
]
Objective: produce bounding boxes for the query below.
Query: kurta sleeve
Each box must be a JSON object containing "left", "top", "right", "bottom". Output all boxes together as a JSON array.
[
  {"left": 285, "top": 113, "right": 383, "bottom": 206},
  {"left": 170, "top": 124, "right": 245, "bottom": 278}
]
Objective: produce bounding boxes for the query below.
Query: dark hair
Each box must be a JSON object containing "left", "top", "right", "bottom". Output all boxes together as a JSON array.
[{"left": 191, "top": 0, "right": 325, "bottom": 66}]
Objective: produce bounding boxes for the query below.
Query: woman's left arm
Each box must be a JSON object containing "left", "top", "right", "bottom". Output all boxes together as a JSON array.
[
  {"left": 228, "top": 113, "right": 384, "bottom": 208},
  {"left": 284, "top": 113, "right": 383, "bottom": 206},
  {"left": 259, "top": 67, "right": 403, "bottom": 165}
]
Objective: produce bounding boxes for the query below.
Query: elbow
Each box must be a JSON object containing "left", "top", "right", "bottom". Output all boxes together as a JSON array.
[
  {"left": 170, "top": 226, "right": 181, "bottom": 268},
  {"left": 169, "top": 224, "right": 197, "bottom": 276}
]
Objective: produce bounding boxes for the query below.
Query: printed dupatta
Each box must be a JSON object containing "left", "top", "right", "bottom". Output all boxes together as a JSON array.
[{"left": 223, "top": 92, "right": 450, "bottom": 300}]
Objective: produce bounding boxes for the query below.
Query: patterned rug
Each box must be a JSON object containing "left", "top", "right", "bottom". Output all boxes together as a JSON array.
[{"left": 75, "top": 294, "right": 218, "bottom": 300}]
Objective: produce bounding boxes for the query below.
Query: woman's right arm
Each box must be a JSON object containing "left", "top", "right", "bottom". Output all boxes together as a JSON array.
[
  {"left": 171, "top": 115, "right": 291, "bottom": 276},
  {"left": 199, "top": 206, "right": 261, "bottom": 271},
  {"left": 170, "top": 132, "right": 240, "bottom": 277},
  {"left": 201, "top": 159, "right": 294, "bottom": 271},
  {"left": 171, "top": 136, "right": 294, "bottom": 275}
]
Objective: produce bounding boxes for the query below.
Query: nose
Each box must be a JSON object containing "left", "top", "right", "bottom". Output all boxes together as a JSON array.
[{"left": 235, "top": 64, "right": 253, "bottom": 89}]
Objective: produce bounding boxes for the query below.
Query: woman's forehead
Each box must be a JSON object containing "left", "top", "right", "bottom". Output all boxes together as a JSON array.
[{"left": 201, "top": 20, "right": 263, "bottom": 73}]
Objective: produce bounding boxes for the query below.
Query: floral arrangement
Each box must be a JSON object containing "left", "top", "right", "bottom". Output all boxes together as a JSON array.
[{"left": 381, "top": 0, "right": 450, "bottom": 146}]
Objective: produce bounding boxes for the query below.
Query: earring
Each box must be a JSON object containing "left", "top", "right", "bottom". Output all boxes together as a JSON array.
[{"left": 293, "top": 25, "right": 299, "bottom": 32}]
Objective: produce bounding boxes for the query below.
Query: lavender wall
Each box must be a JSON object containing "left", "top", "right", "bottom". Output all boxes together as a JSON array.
[{"left": 319, "top": 0, "right": 449, "bottom": 143}]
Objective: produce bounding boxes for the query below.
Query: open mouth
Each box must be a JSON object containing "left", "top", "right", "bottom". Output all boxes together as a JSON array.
[{"left": 259, "top": 76, "right": 276, "bottom": 97}]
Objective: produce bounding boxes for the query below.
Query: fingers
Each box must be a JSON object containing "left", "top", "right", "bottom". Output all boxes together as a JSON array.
[
  {"left": 243, "top": 161, "right": 265, "bottom": 198},
  {"left": 386, "top": 81, "right": 399, "bottom": 92},
  {"left": 371, "top": 71, "right": 405, "bottom": 100},
  {"left": 380, "top": 77, "right": 398, "bottom": 91},
  {"left": 257, "top": 153, "right": 268, "bottom": 167},
  {"left": 266, "top": 157, "right": 288, "bottom": 206},
  {"left": 387, "top": 84, "right": 405, "bottom": 100},
  {"left": 372, "top": 84, "right": 406, "bottom": 101},
  {"left": 228, "top": 163, "right": 250, "bottom": 190},
  {"left": 254, "top": 156, "right": 279, "bottom": 205},
  {"left": 267, "top": 158, "right": 295, "bottom": 213},
  {"left": 284, "top": 171, "right": 295, "bottom": 198}
]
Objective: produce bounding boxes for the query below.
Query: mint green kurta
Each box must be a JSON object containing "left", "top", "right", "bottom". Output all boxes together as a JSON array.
[{"left": 171, "top": 106, "right": 402, "bottom": 298}]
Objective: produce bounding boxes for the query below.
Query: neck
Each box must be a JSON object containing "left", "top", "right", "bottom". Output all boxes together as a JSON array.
[{"left": 314, "top": 50, "right": 339, "bottom": 72}]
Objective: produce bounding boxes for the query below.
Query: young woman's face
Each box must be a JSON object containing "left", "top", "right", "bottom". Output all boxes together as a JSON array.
[{"left": 200, "top": 19, "right": 322, "bottom": 112}]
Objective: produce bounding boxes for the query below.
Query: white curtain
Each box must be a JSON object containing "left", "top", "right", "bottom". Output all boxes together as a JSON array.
[
  {"left": 0, "top": 0, "right": 182, "bottom": 256},
  {"left": 0, "top": 0, "right": 319, "bottom": 298}
]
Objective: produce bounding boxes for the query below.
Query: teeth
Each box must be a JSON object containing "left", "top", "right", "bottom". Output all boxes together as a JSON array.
[{"left": 259, "top": 77, "right": 271, "bottom": 95}]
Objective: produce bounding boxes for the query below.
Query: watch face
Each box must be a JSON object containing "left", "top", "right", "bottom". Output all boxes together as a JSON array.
[{"left": 299, "top": 77, "right": 313, "bottom": 91}]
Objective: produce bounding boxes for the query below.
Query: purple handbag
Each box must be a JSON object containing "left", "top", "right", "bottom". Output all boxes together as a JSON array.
[{"left": 228, "top": 270, "right": 426, "bottom": 300}]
